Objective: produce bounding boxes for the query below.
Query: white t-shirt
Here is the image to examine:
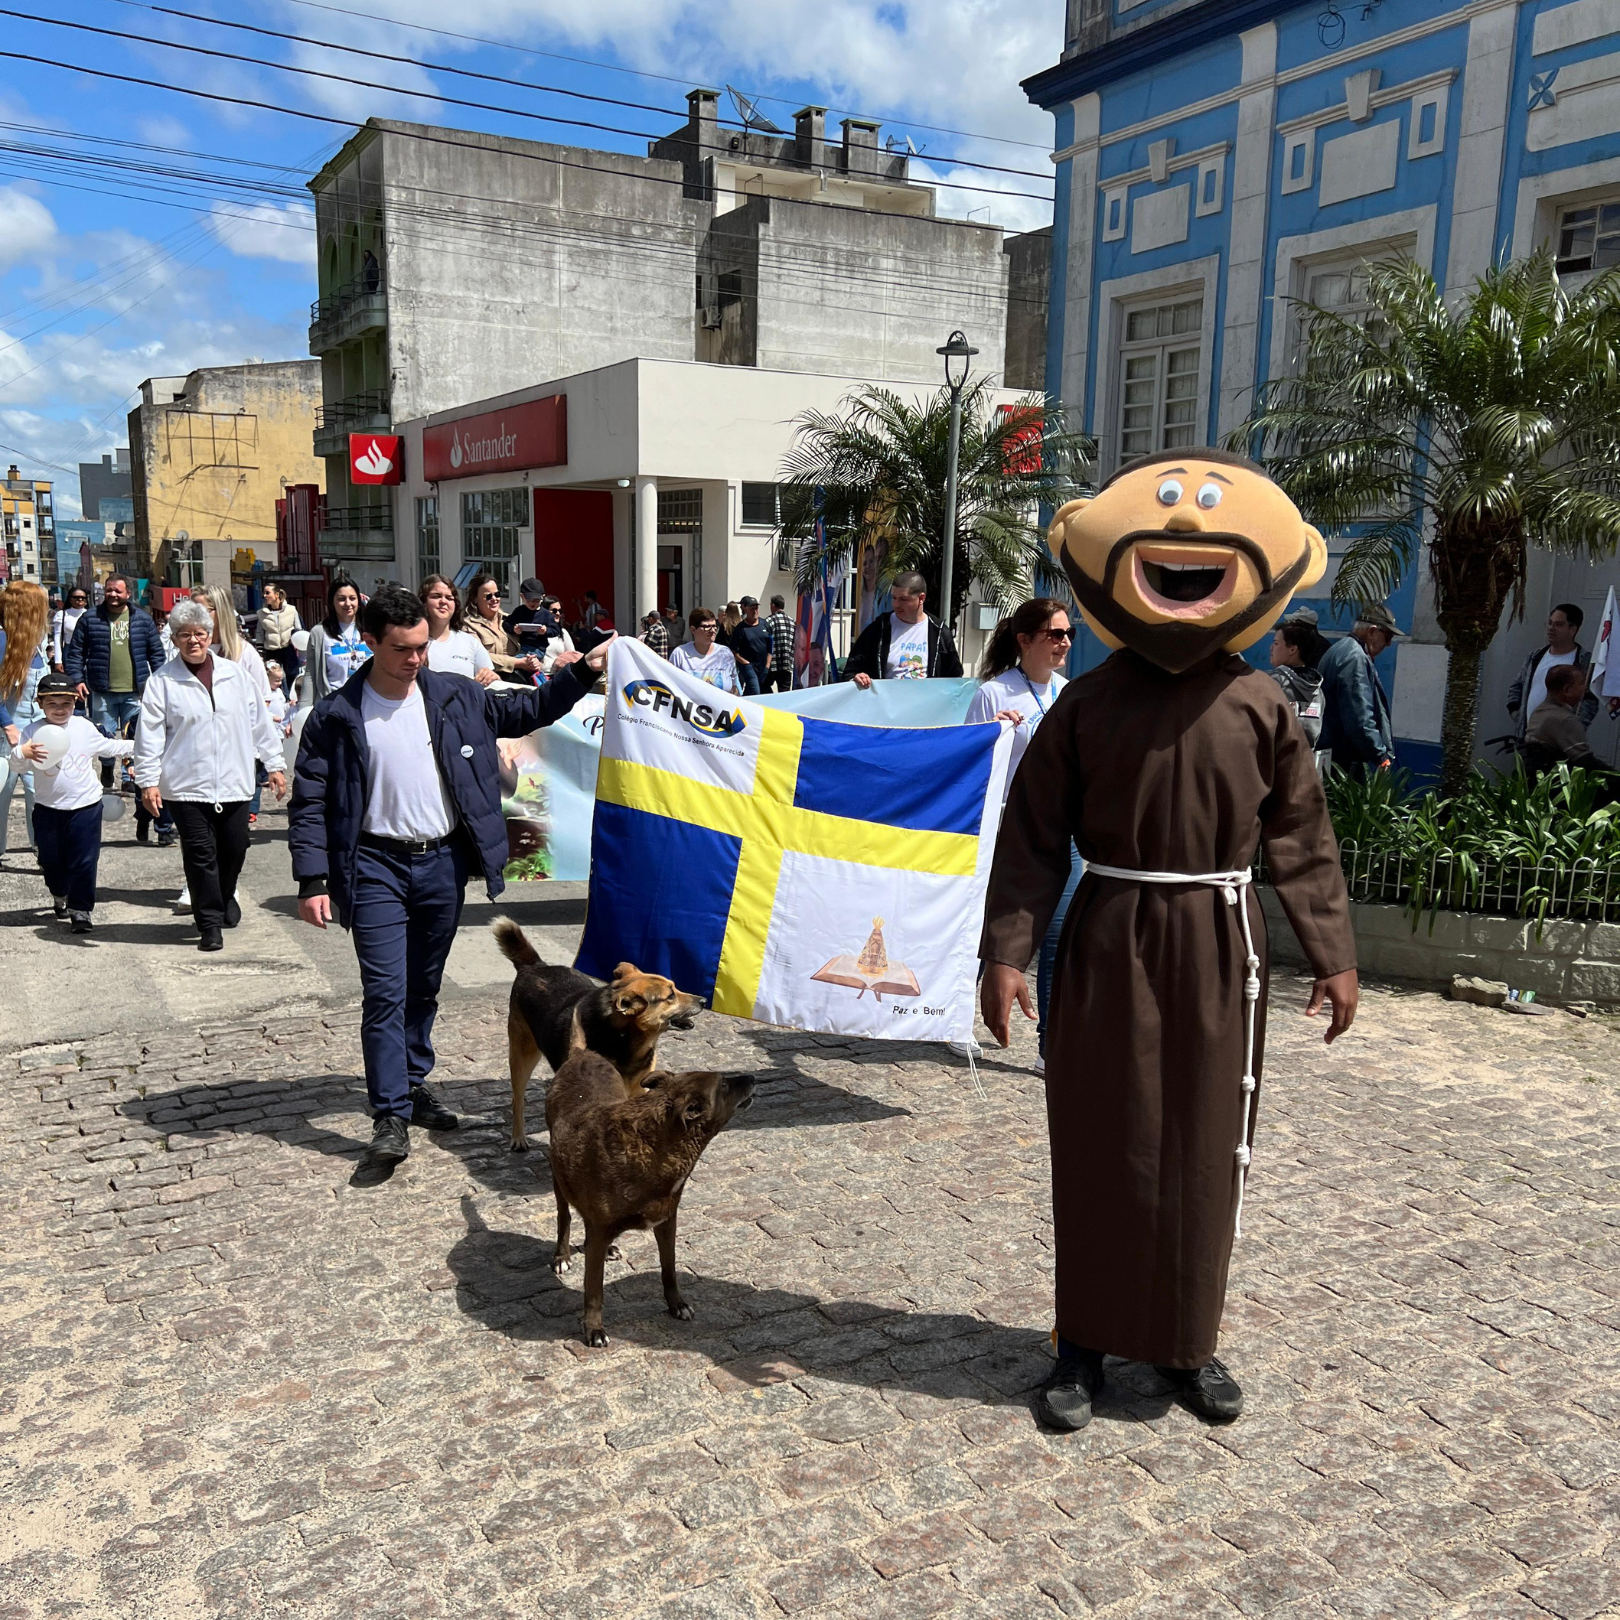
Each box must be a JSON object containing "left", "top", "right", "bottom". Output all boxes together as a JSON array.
[
  {"left": 426, "top": 630, "right": 494, "bottom": 681},
  {"left": 965, "top": 668, "right": 1068, "bottom": 802},
  {"left": 885, "top": 613, "right": 930, "bottom": 680},
  {"left": 1526, "top": 648, "right": 1577, "bottom": 719},
  {"left": 325, "top": 623, "right": 372, "bottom": 690},
  {"left": 670, "top": 641, "right": 742, "bottom": 695},
  {"left": 23, "top": 715, "right": 132, "bottom": 812},
  {"left": 359, "top": 681, "right": 454, "bottom": 841}
]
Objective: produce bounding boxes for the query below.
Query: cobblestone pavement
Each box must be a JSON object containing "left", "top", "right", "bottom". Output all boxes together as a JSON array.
[{"left": 1, "top": 975, "right": 1618, "bottom": 1620}]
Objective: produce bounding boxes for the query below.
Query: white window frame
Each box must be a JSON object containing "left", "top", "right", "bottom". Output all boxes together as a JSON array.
[
  {"left": 1094, "top": 255, "right": 1219, "bottom": 477},
  {"left": 1550, "top": 193, "right": 1620, "bottom": 289},
  {"left": 1267, "top": 208, "right": 1436, "bottom": 383},
  {"left": 1512, "top": 160, "right": 1620, "bottom": 293}
]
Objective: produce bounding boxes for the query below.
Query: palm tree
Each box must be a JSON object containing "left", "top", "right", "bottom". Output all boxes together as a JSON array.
[
  {"left": 1230, "top": 251, "right": 1620, "bottom": 798},
  {"left": 778, "top": 379, "right": 1094, "bottom": 624}
]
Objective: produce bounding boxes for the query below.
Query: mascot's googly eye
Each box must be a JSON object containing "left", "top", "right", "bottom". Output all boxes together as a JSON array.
[
  {"left": 1156, "top": 479, "right": 1184, "bottom": 507},
  {"left": 1196, "top": 482, "right": 1224, "bottom": 510}
]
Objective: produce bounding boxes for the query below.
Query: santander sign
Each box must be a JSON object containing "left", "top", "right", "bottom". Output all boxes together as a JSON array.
[{"left": 423, "top": 395, "right": 567, "bottom": 482}]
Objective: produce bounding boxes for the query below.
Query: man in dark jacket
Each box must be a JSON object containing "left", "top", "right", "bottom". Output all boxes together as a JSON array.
[
  {"left": 289, "top": 586, "right": 613, "bottom": 1183},
  {"left": 842, "top": 571, "right": 963, "bottom": 686},
  {"left": 1317, "top": 603, "right": 1401, "bottom": 772},
  {"left": 64, "top": 575, "right": 171, "bottom": 835},
  {"left": 1506, "top": 602, "right": 1598, "bottom": 744}
]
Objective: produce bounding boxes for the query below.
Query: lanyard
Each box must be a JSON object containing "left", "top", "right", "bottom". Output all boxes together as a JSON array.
[{"left": 1023, "top": 670, "right": 1055, "bottom": 717}]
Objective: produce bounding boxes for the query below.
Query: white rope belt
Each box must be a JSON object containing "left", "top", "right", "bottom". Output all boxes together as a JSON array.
[{"left": 1086, "top": 863, "right": 1260, "bottom": 1239}]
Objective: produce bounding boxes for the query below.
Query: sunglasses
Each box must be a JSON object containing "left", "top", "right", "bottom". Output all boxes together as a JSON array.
[{"left": 1043, "top": 626, "right": 1074, "bottom": 642}]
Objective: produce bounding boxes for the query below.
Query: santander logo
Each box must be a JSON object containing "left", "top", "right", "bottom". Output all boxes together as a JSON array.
[
  {"left": 355, "top": 439, "right": 394, "bottom": 478},
  {"left": 449, "top": 430, "right": 463, "bottom": 471}
]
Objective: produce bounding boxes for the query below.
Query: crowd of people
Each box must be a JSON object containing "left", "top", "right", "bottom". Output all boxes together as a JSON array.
[{"left": 3, "top": 562, "right": 1615, "bottom": 955}]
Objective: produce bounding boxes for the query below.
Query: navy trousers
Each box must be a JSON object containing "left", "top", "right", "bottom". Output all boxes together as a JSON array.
[
  {"left": 350, "top": 836, "right": 468, "bottom": 1119},
  {"left": 35, "top": 802, "right": 103, "bottom": 912}
]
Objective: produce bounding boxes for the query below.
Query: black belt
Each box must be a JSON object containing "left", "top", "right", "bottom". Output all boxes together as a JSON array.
[{"left": 359, "top": 831, "right": 453, "bottom": 855}]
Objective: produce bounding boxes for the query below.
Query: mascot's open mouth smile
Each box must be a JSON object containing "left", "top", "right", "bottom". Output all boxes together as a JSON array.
[{"left": 1132, "top": 544, "right": 1240, "bottom": 619}]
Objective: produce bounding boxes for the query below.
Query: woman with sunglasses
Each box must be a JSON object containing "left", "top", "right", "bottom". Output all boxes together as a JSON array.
[
  {"left": 51, "top": 586, "right": 89, "bottom": 671},
  {"left": 464, "top": 573, "right": 542, "bottom": 681},
  {"left": 966, "top": 597, "right": 1078, "bottom": 1073}
]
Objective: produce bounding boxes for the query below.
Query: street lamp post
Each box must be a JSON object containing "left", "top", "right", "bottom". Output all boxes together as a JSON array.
[{"left": 936, "top": 330, "right": 978, "bottom": 638}]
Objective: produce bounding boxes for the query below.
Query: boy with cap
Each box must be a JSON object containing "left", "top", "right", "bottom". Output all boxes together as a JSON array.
[
  {"left": 14, "top": 673, "right": 133, "bottom": 932},
  {"left": 504, "top": 578, "right": 561, "bottom": 663}
]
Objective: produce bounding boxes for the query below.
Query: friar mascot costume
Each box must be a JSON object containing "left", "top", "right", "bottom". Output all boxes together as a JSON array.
[{"left": 980, "top": 449, "right": 1359, "bottom": 1431}]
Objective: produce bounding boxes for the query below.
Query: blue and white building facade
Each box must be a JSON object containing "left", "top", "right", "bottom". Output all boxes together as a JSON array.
[{"left": 1026, "top": 0, "right": 1620, "bottom": 774}]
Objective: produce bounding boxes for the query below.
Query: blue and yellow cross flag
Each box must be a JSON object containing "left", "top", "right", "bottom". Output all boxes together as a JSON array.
[{"left": 577, "top": 637, "right": 1014, "bottom": 1044}]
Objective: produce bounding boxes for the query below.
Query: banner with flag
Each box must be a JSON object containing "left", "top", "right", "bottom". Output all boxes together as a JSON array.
[
  {"left": 576, "top": 637, "right": 1013, "bottom": 1043},
  {"left": 1592, "top": 586, "right": 1617, "bottom": 699}
]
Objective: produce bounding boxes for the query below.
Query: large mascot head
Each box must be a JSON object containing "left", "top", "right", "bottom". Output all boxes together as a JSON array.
[{"left": 1049, "top": 449, "right": 1327, "bottom": 674}]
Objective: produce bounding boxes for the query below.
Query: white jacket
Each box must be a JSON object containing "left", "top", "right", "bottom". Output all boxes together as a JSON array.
[{"left": 132, "top": 653, "right": 282, "bottom": 805}]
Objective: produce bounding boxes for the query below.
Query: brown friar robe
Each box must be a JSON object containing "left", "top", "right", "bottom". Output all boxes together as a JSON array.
[{"left": 980, "top": 649, "right": 1355, "bottom": 1369}]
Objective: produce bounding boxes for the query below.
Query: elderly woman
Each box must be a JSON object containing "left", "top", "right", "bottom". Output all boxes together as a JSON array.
[{"left": 133, "top": 600, "right": 286, "bottom": 952}]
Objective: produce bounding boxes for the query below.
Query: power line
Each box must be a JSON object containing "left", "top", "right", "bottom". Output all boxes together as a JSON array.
[
  {"left": 269, "top": 0, "right": 1053, "bottom": 153},
  {"left": 114, "top": 0, "right": 1055, "bottom": 184},
  {"left": 1, "top": 10, "right": 1051, "bottom": 204},
  {"left": 0, "top": 46, "right": 1051, "bottom": 238}
]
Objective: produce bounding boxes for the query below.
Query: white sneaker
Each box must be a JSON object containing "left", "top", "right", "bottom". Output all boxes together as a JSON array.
[
  {"left": 1033, "top": 1056, "right": 1046, "bottom": 1076},
  {"left": 948, "top": 1039, "right": 984, "bottom": 1058}
]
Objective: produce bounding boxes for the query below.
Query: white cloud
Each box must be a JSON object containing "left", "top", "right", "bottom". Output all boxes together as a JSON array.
[
  {"left": 0, "top": 189, "right": 57, "bottom": 271},
  {"left": 136, "top": 114, "right": 194, "bottom": 149},
  {"left": 208, "top": 200, "right": 318, "bottom": 264}
]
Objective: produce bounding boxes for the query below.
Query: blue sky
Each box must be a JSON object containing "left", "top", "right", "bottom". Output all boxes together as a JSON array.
[{"left": 0, "top": 0, "right": 1058, "bottom": 514}]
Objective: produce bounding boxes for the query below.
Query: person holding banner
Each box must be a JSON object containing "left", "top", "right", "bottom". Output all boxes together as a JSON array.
[
  {"left": 289, "top": 587, "right": 614, "bottom": 1184},
  {"left": 670, "top": 608, "right": 752, "bottom": 695},
  {"left": 844, "top": 573, "right": 962, "bottom": 686},
  {"left": 966, "top": 598, "right": 1075, "bottom": 1073}
]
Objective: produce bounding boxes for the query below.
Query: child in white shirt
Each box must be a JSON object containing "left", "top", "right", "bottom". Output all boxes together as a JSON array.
[{"left": 17, "top": 674, "right": 132, "bottom": 932}]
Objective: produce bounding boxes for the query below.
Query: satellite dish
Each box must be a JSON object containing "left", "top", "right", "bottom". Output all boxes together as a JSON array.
[{"left": 727, "top": 86, "right": 784, "bottom": 135}]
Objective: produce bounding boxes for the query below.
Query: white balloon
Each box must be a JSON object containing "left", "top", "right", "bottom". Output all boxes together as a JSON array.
[
  {"left": 291, "top": 629, "right": 311, "bottom": 652},
  {"left": 28, "top": 723, "right": 70, "bottom": 772},
  {"left": 101, "top": 792, "right": 126, "bottom": 823}
]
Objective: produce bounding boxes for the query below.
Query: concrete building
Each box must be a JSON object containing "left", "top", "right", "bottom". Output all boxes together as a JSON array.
[
  {"left": 387, "top": 359, "right": 1025, "bottom": 669},
  {"left": 305, "top": 100, "right": 1048, "bottom": 582},
  {"left": 1025, "top": 0, "right": 1620, "bottom": 774},
  {"left": 55, "top": 518, "right": 134, "bottom": 589},
  {"left": 77, "top": 448, "right": 131, "bottom": 521},
  {"left": 127, "top": 362, "right": 324, "bottom": 592},
  {"left": 1, "top": 467, "right": 54, "bottom": 588}
]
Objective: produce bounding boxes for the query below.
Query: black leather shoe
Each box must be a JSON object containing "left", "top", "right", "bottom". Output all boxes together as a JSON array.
[
  {"left": 409, "top": 1084, "right": 458, "bottom": 1131},
  {"left": 198, "top": 927, "right": 224, "bottom": 952},
  {"left": 70, "top": 911, "right": 93, "bottom": 934},
  {"left": 353, "top": 1114, "right": 410, "bottom": 1186},
  {"left": 1156, "top": 1357, "right": 1244, "bottom": 1421},
  {"left": 224, "top": 898, "right": 241, "bottom": 928},
  {"left": 156, "top": 833, "right": 177, "bottom": 848},
  {"left": 1034, "top": 1348, "right": 1105, "bottom": 1432}
]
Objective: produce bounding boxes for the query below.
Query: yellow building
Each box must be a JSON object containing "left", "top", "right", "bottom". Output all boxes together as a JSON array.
[
  {"left": 1, "top": 466, "right": 56, "bottom": 588},
  {"left": 127, "top": 362, "right": 324, "bottom": 589}
]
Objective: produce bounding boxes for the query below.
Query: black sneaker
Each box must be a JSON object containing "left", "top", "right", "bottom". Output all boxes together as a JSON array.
[
  {"left": 156, "top": 832, "right": 177, "bottom": 848},
  {"left": 1034, "top": 1347, "right": 1105, "bottom": 1432},
  {"left": 53, "top": 896, "right": 68, "bottom": 919},
  {"left": 70, "top": 911, "right": 93, "bottom": 934},
  {"left": 408, "top": 1084, "right": 459, "bottom": 1131},
  {"left": 224, "top": 898, "right": 241, "bottom": 928},
  {"left": 1156, "top": 1357, "right": 1244, "bottom": 1421},
  {"left": 353, "top": 1114, "right": 410, "bottom": 1186},
  {"left": 198, "top": 927, "right": 224, "bottom": 952}
]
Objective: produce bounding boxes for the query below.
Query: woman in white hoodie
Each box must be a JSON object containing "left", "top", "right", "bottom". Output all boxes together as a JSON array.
[{"left": 133, "top": 600, "right": 285, "bottom": 952}]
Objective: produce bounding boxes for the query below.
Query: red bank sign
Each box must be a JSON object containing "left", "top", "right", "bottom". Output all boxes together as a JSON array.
[
  {"left": 349, "top": 433, "right": 403, "bottom": 485},
  {"left": 423, "top": 395, "right": 568, "bottom": 482}
]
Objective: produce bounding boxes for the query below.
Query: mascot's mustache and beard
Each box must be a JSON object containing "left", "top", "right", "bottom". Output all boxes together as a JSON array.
[{"left": 1051, "top": 446, "right": 1328, "bottom": 673}]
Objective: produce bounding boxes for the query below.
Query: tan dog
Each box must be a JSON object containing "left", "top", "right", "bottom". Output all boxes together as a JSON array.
[
  {"left": 545, "top": 1051, "right": 755, "bottom": 1346},
  {"left": 491, "top": 920, "right": 704, "bottom": 1150}
]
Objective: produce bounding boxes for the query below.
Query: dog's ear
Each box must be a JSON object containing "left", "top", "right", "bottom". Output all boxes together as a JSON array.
[
  {"left": 614, "top": 989, "right": 648, "bottom": 1016},
  {"left": 612, "top": 963, "right": 637, "bottom": 981}
]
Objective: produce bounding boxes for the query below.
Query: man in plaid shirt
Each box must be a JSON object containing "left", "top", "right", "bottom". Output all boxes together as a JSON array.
[
  {"left": 641, "top": 611, "right": 670, "bottom": 658},
  {"left": 764, "top": 594, "right": 795, "bottom": 691}
]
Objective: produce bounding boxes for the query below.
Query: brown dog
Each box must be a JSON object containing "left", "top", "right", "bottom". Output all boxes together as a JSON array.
[
  {"left": 546, "top": 1051, "right": 755, "bottom": 1346},
  {"left": 491, "top": 919, "right": 704, "bottom": 1150}
]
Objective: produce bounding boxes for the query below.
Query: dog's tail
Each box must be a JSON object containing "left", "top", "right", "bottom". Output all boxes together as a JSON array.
[{"left": 491, "top": 917, "right": 542, "bottom": 969}]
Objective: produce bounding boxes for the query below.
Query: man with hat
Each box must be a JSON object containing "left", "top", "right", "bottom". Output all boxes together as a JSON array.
[
  {"left": 503, "top": 577, "right": 561, "bottom": 666},
  {"left": 1317, "top": 602, "right": 1402, "bottom": 773}
]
